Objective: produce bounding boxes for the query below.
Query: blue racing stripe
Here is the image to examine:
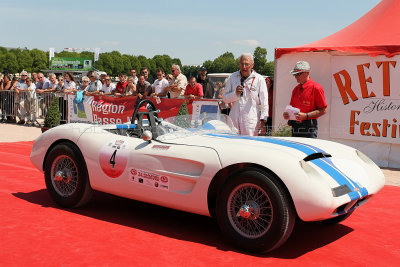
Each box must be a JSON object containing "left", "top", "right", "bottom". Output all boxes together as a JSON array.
[{"left": 206, "top": 133, "right": 368, "bottom": 199}]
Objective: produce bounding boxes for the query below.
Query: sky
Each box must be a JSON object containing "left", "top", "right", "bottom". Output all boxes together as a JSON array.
[{"left": 1, "top": 0, "right": 381, "bottom": 66}]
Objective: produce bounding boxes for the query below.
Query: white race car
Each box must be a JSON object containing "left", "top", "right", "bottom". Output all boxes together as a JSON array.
[{"left": 30, "top": 100, "right": 385, "bottom": 253}]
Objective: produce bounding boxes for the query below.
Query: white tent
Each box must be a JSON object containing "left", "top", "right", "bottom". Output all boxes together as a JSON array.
[{"left": 274, "top": 0, "right": 400, "bottom": 168}]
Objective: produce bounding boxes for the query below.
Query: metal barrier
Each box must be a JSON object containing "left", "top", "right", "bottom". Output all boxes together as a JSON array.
[
  {"left": 0, "top": 90, "right": 13, "bottom": 121},
  {"left": 0, "top": 91, "right": 68, "bottom": 125}
]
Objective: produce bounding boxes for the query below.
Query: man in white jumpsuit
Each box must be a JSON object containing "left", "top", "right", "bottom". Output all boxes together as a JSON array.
[{"left": 223, "top": 53, "right": 268, "bottom": 136}]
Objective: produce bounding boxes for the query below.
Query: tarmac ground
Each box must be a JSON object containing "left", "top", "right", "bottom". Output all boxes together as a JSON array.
[{"left": 0, "top": 122, "right": 398, "bottom": 186}]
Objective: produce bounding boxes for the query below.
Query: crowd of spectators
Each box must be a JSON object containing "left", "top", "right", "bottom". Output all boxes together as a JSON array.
[
  {"left": 0, "top": 64, "right": 274, "bottom": 134},
  {"left": 0, "top": 65, "right": 231, "bottom": 100}
]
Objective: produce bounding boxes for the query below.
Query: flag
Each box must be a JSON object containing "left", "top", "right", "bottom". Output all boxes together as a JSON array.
[
  {"left": 94, "top": 48, "right": 100, "bottom": 62},
  {"left": 49, "top": 48, "right": 55, "bottom": 60}
]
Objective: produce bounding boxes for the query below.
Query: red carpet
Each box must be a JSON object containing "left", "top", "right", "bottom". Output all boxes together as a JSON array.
[{"left": 0, "top": 141, "right": 399, "bottom": 266}]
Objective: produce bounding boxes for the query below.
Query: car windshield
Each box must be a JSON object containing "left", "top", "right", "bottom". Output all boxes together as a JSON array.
[{"left": 156, "top": 113, "right": 238, "bottom": 141}]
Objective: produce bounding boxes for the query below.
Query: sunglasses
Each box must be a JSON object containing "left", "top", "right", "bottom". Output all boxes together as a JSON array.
[
  {"left": 293, "top": 72, "right": 303, "bottom": 77},
  {"left": 105, "top": 79, "right": 111, "bottom": 81},
  {"left": 22, "top": 75, "right": 27, "bottom": 76}
]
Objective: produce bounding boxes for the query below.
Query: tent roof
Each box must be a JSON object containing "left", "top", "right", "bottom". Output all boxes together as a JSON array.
[{"left": 276, "top": 0, "right": 400, "bottom": 58}]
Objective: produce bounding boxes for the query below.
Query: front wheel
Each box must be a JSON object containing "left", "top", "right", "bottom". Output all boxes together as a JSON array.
[
  {"left": 44, "top": 143, "right": 93, "bottom": 208},
  {"left": 216, "top": 169, "right": 295, "bottom": 253}
]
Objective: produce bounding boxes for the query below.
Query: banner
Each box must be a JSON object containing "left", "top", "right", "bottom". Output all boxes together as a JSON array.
[
  {"left": 50, "top": 57, "right": 93, "bottom": 71},
  {"left": 94, "top": 48, "right": 100, "bottom": 62},
  {"left": 49, "top": 48, "right": 55, "bottom": 60},
  {"left": 330, "top": 55, "right": 400, "bottom": 144},
  {"left": 67, "top": 95, "right": 220, "bottom": 125}
]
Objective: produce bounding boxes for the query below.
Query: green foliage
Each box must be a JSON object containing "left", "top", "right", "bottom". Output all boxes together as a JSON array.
[
  {"left": 30, "top": 49, "right": 48, "bottom": 72},
  {"left": 44, "top": 96, "right": 60, "bottom": 128},
  {"left": 253, "top": 46, "right": 274, "bottom": 77},
  {"left": 272, "top": 125, "right": 292, "bottom": 137},
  {"left": 204, "top": 52, "right": 238, "bottom": 73},
  {"left": 4, "top": 53, "right": 19, "bottom": 74},
  {"left": 173, "top": 101, "right": 190, "bottom": 128},
  {"left": 253, "top": 47, "right": 268, "bottom": 74},
  {"left": 182, "top": 65, "right": 200, "bottom": 79},
  {"left": 0, "top": 46, "right": 274, "bottom": 79}
]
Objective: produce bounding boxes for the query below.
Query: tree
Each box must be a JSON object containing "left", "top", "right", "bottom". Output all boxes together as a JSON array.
[
  {"left": 137, "top": 55, "right": 150, "bottom": 74},
  {"left": 4, "top": 53, "right": 19, "bottom": 74},
  {"left": 265, "top": 61, "right": 274, "bottom": 77},
  {"left": 210, "top": 52, "right": 237, "bottom": 73},
  {"left": 253, "top": 47, "right": 268, "bottom": 74},
  {"left": 129, "top": 55, "right": 142, "bottom": 74},
  {"left": 182, "top": 65, "right": 200, "bottom": 78},
  {"left": 18, "top": 50, "right": 34, "bottom": 73},
  {"left": 121, "top": 54, "right": 132, "bottom": 75},
  {"left": 30, "top": 49, "right": 48, "bottom": 72},
  {"left": 44, "top": 96, "right": 60, "bottom": 128},
  {"left": 96, "top": 53, "right": 114, "bottom": 76},
  {"left": 110, "top": 51, "right": 124, "bottom": 75},
  {"left": 174, "top": 101, "right": 190, "bottom": 128}
]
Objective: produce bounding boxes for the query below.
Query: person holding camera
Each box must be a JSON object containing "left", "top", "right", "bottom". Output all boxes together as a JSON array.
[{"left": 222, "top": 53, "right": 268, "bottom": 136}]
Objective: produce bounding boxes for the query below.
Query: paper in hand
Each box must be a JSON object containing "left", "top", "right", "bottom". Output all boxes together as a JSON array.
[{"left": 285, "top": 105, "right": 300, "bottom": 120}]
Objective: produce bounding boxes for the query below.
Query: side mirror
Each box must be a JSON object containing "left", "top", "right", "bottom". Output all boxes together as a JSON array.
[{"left": 142, "top": 130, "right": 152, "bottom": 142}]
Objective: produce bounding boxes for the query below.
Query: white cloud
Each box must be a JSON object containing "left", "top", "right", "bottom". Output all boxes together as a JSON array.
[
  {"left": 101, "top": 41, "right": 120, "bottom": 46},
  {"left": 232, "top": 40, "right": 261, "bottom": 47}
]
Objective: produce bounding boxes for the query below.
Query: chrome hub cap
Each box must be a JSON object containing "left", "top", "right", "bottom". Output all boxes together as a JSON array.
[
  {"left": 237, "top": 200, "right": 260, "bottom": 220},
  {"left": 227, "top": 183, "right": 273, "bottom": 239},
  {"left": 51, "top": 155, "right": 78, "bottom": 197}
]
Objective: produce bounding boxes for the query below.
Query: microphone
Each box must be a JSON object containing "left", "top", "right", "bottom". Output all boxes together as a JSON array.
[{"left": 240, "top": 77, "right": 245, "bottom": 96}]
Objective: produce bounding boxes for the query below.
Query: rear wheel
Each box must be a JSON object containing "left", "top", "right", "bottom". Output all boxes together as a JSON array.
[
  {"left": 216, "top": 169, "right": 295, "bottom": 253},
  {"left": 44, "top": 143, "right": 93, "bottom": 208}
]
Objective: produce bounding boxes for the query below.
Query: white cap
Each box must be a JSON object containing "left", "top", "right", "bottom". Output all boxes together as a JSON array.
[{"left": 290, "top": 61, "right": 311, "bottom": 75}]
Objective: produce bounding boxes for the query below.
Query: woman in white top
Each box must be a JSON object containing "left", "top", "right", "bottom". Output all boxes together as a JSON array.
[
  {"left": 63, "top": 72, "right": 76, "bottom": 93},
  {"left": 125, "top": 77, "right": 136, "bottom": 96}
]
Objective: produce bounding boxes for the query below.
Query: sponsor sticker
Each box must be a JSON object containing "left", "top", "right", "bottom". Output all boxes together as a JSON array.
[{"left": 129, "top": 168, "right": 170, "bottom": 191}]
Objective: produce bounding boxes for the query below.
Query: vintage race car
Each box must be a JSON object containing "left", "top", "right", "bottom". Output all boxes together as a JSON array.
[{"left": 30, "top": 100, "right": 385, "bottom": 253}]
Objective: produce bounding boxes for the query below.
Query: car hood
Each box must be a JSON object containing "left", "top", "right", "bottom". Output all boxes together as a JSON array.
[{"left": 159, "top": 133, "right": 358, "bottom": 160}]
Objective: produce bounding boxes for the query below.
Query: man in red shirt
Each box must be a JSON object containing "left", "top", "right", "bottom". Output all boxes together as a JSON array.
[
  {"left": 283, "top": 61, "right": 327, "bottom": 138},
  {"left": 113, "top": 73, "right": 128, "bottom": 96},
  {"left": 184, "top": 77, "right": 203, "bottom": 100}
]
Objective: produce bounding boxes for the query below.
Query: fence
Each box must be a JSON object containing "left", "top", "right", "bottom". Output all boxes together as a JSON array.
[{"left": 0, "top": 91, "right": 68, "bottom": 125}]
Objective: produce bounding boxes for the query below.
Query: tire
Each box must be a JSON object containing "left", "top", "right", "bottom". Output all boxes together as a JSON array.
[
  {"left": 44, "top": 143, "right": 93, "bottom": 208},
  {"left": 216, "top": 169, "right": 295, "bottom": 253},
  {"left": 321, "top": 210, "right": 354, "bottom": 225}
]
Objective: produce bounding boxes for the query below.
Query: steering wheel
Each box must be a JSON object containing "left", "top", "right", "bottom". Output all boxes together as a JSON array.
[
  {"left": 130, "top": 98, "right": 161, "bottom": 139},
  {"left": 131, "top": 98, "right": 157, "bottom": 124}
]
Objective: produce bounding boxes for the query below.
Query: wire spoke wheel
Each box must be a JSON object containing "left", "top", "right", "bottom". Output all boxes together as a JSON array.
[
  {"left": 216, "top": 169, "right": 295, "bottom": 253},
  {"left": 228, "top": 183, "right": 273, "bottom": 239},
  {"left": 45, "top": 143, "right": 93, "bottom": 208},
  {"left": 51, "top": 155, "right": 79, "bottom": 197}
]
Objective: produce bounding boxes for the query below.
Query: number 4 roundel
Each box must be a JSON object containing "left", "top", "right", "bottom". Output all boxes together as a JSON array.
[{"left": 99, "top": 140, "right": 129, "bottom": 178}]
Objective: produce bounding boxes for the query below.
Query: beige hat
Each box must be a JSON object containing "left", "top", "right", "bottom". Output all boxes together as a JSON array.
[{"left": 290, "top": 61, "right": 311, "bottom": 75}]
